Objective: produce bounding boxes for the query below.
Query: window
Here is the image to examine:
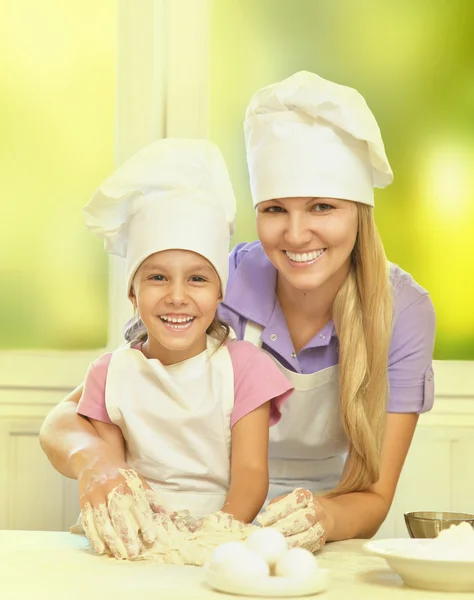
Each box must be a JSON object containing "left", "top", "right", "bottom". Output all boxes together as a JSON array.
[{"left": 1, "top": 1, "right": 116, "bottom": 350}]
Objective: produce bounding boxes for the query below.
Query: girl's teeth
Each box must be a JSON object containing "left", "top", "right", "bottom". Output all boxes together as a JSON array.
[
  {"left": 161, "top": 316, "right": 194, "bottom": 323},
  {"left": 160, "top": 316, "right": 194, "bottom": 330},
  {"left": 285, "top": 249, "right": 325, "bottom": 263}
]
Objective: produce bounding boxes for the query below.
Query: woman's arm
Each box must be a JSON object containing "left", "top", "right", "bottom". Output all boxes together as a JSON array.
[
  {"left": 39, "top": 384, "right": 159, "bottom": 559},
  {"left": 39, "top": 385, "right": 119, "bottom": 479},
  {"left": 261, "top": 412, "right": 419, "bottom": 550},
  {"left": 88, "top": 418, "right": 126, "bottom": 462},
  {"left": 220, "top": 402, "right": 271, "bottom": 523},
  {"left": 318, "top": 412, "right": 419, "bottom": 540}
]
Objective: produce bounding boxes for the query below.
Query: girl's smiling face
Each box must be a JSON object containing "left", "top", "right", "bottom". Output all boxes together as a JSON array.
[{"left": 130, "top": 250, "right": 221, "bottom": 364}]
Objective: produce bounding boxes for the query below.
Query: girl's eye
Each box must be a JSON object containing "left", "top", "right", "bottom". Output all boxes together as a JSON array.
[
  {"left": 149, "top": 274, "right": 166, "bottom": 281},
  {"left": 190, "top": 276, "right": 206, "bottom": 283},
  {"left": 313, "top": 203, "right": 333, "bottom": 212},
  {"left": 264, "top": 205, "right": 285, "bottom": 213}
]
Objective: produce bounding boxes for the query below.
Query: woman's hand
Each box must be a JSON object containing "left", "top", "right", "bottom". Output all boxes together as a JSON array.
[
  {"left": 257, "top": 488, "right": 331, "bottom": 553},
  {"left": 78, "top": 458, "right": 163, "bottom": 559}
]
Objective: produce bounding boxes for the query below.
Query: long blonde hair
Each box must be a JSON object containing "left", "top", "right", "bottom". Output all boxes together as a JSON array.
[{"left": 328, "top": 203, "right": 392, "bottom": 497}]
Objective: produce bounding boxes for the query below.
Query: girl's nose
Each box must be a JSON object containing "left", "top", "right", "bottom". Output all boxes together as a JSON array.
[{"left": 166, "top": 281, "right": 188, "bottom": 305}]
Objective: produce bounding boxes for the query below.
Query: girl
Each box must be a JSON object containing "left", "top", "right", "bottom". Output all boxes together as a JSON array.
[{"left": 75, "top": 138, "right": 293, "bottom": 558}]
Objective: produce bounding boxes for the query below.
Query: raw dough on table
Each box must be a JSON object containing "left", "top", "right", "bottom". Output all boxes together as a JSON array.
[{"left": 73, "top": 471, "right": 257, "bottom": 566}]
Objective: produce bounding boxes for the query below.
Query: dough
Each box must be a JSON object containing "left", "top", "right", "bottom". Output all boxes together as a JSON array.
[{"left": 74, "top": 470, "right": 257, "bottom": 565}]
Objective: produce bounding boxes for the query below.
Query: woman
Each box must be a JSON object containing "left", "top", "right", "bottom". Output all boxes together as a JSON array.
[{"left": 40, "top": 71, "right": 435, "bottom": 557}]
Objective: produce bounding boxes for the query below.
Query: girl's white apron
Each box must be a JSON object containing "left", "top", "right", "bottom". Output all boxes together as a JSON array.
[{"left": 105, "top": 335, "right": 234, "bottom": 516}]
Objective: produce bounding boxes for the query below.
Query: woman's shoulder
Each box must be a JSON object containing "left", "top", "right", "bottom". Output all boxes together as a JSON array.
[
  {"left": 229, "top": 240, "right": 263, "bottom": 270},
  {"left": 389, "top": 262, "right": 433, "bottom": 320}
]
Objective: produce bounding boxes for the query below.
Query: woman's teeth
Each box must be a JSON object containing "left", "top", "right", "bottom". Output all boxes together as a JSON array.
[
  {"left": 285, "top": 249, "right": 326, "bottom": 263},
  {"left": 160, "top": 316, "right": 194, "bottom": 329}
]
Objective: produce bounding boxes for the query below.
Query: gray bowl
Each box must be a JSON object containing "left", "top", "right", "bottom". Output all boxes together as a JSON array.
[{"left": 404, "top": 511, "right": 474, "bottom": 538}]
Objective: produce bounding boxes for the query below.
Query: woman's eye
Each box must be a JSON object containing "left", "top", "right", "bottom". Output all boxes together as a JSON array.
[
  {"left": 190, "top": 276, "right": 206, "bottom": 283},
  {"left": 313, "top": 203, "right": 333, "bottom": 212},
  {"left": 264, "top": 205, "right": 285, "bottom": 213},
  {"left": 149, "top": 274, "right": 165, "bottom": 281}
]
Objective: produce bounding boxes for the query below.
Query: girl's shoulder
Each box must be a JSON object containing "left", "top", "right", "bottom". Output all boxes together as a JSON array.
[{"left": 225, "top": 338, "right": 264, "bottom": 363}]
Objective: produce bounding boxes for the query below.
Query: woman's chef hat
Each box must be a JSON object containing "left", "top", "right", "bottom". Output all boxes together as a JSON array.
[
  {"left": 244, "top": 71, "right": 393, "bottom": 207},
  {"left": 83, "top": 138, "right": 236, "bottom": 296}
]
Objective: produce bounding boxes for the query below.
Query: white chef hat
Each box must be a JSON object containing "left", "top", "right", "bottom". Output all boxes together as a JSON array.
[
  {"left": 83, "top": 138, "right": 236, "bottom": 296},
  {"left": 244, "top": 71, "right": 393, "bottom": 207}
]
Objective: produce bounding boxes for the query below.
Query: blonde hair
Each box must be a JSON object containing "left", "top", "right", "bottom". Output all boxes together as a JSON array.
[{"left": 327, "top": 203, "right": 392, "bottom": 497}]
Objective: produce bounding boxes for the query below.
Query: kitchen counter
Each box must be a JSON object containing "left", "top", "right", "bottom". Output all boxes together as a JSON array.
[{"left": 0, "top": 530, "right": 456, "bottom": 599}]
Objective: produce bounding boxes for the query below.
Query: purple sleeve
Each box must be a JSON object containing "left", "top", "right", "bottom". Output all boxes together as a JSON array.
[
  {"left": 388, "top": 294, "right": 436, "bottom": 413},
  {"left": 227, "top": 341, "right": 294, "bottom": 427},
  {"left": 217, "top": 243, "right": 251, "bottom": 340},
  {"left": 77, "top": 353, "right": 114, "bottom": 424}
]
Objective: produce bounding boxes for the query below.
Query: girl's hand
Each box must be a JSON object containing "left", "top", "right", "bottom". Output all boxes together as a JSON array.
[
  {"left": 257, "top": 488, "right": 330, "bottom": 553},
  {"left": 78, "top": 459, "right": 162, "bottom": 559}
]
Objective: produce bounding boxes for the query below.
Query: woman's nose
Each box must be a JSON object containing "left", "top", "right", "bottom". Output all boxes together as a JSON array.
[{"left": 284, "top": 212, "right": 313, "bottom": 247}]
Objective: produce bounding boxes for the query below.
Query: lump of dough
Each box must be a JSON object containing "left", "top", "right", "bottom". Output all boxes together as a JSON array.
[
  {"left": 245, "top": 528, "right": 288, "bottom": 566},
  {"left": 275, "top": 547, "right": 319, "bottom": 579}
]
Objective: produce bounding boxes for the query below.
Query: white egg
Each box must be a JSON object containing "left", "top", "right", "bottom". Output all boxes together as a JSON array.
[
  {"left": 246, "top": 527, "right": 288, "bottom": 566},
  {"left": 275, "top": 547, "right": 319, "bottom": 579},
  {"left": 210, "top": 542, "right": 270, "bottom": 581},
  {"left": 210, "top": 542, "right": 249, "bottom": 569}
]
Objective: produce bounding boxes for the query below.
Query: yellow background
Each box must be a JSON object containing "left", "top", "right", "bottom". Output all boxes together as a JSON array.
[
  {"left": 209, "top": 0, "right": 474, "bottom": 361},
  {"left": 2, "top": 1, "right": 473, "bottom": 360}
]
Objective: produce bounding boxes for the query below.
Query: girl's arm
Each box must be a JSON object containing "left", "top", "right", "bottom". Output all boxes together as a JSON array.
[{"left": 220, "top": 402, "right": 271, "bottom": 523}]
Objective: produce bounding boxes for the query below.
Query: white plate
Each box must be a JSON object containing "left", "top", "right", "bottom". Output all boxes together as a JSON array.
[
  {"left": 365, "top": 538, "right": 474, "bottom": 593},
  {"left": 205, "top": 566, "right": 329, "bottom": 597}
]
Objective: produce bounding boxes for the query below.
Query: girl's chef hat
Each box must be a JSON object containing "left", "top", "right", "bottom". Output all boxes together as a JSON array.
[
  {"left": 244, "top": 71, "right": 393, "bottom": 207},
  {"left": 83, "top": 138, "right": 236, "bottom": 296}
]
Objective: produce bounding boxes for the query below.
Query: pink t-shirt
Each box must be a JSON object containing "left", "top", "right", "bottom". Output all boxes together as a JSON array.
[{"left": 77, "top": 340, "right": 293, "bottom": 427}]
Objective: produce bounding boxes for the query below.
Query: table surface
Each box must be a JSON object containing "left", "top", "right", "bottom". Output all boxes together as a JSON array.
[{"left": 0, "top": 530, "right": 457, "bottom": 600}]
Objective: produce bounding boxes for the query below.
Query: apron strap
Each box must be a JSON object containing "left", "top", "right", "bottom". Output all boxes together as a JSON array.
[{"left": 243, "top": 320, "right": 263, "bottom": 348}]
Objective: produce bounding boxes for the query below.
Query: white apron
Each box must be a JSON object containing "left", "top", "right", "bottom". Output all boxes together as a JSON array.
[
  {"left": 244, "top": 321, "right": 348, "bottom": 501},
  {"left": 105, "top": 335, "right": 234, "bottom": 517}
]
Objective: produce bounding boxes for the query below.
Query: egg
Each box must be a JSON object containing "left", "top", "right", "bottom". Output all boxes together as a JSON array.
[
  {"left": 210, "top": 541, "right": 249, "bottom": 569},
  {"left": 275, "top": 547, "right": 319, "bottom": 579},
  {"left": 210, "top": 542, "right": 270, "bottom": 581},
  {"left": 246, "top": 527, "right": 288, "bottom": 566}
]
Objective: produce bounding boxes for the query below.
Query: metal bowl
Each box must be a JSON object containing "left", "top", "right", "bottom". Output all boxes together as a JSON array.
[{"left": 404, "top": 511, "right": 474, "bottom": 538}]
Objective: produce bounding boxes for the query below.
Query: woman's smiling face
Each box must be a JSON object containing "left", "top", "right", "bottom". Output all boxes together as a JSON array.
[{"left": 256, "top": 196, "right": 358, "bottom": 294}]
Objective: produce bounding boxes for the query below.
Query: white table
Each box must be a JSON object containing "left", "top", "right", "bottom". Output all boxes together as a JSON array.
[{"left": 0, "top": 531, "right": 456, "bottom": 599}]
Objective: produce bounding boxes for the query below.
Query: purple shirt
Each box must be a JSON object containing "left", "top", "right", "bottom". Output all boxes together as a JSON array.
[{"left": 218, "top": 241, "right": 436, "bottom": 414}]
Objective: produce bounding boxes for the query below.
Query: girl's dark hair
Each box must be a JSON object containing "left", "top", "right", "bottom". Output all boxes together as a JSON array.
[{"left": 124, "top": 314, "right": 231, "bottom": 349}]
